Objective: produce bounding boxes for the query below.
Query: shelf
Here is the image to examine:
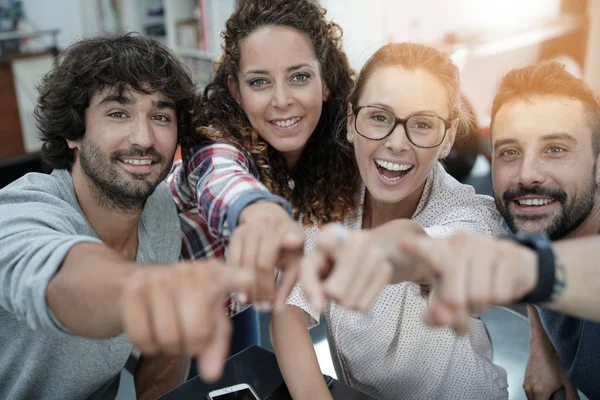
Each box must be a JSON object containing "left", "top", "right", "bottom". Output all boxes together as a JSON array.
[
  {"left": 0, "top": 29, "right": 60, "bottom": 42},
  {"left": 442, "top": 14, "right": 586, "bottom": 59}
]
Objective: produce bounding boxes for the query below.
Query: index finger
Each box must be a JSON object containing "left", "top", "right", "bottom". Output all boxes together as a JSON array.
[
  {"left": 298, "top": 249, "right": 330, "bottom": 315},
  {"left": 196, "top": 312, "right": 232, "bottom": 382},
  {"left": 274, "top": 249, "right": 302, "bottom": 310}
]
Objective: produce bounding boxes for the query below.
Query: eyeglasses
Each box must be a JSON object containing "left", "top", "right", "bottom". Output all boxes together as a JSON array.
[{"left": 352, "top": 105, "right": 452, "bottom": 148}]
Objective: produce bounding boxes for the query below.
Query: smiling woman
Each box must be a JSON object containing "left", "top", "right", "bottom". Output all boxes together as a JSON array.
[
  {"left": 167, "top": 0, "right": 357, "bottom": 376},
  {"left": 167, "top": 0, "right": 357, "bottom": 287},
  {"left": 276, "top": 42, "right": 511, "bottom": 400},
  {"left": 175, "top": 0, "right": 359, "bottom": 227}
]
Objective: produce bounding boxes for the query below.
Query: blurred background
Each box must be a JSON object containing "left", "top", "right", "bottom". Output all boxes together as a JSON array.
[
  {"left": 0, "top": 1, "right": 595, "bottom": 398},
  {"left": 1, "top": 0, "right": 597, "bottom": 189}
]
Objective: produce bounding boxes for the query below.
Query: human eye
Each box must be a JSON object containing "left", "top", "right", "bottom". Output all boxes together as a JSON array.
[
  {"left": 409, "top": 116, "right": 437, "bottom": 130},
  {"left": 108, "top": 111, "right": 126, "bottom": 119},
  {"left": 249, "top": 78, "right": 269, "bottom": 87},
  {"left": 500, "top": 148, "right": 519, "bottom": 158},
  {"left": 291, "top": 72, "right": 311, "bottom": 83},
  {"left": 370, "top": 112, "right": 390, "bottom": 123},
  {"left": 415, "top": 120, "right": 433, "bottom": 129},
  {"left": 547, "top": 146, "right": 566, "bottom": 154},
  {"left": 152, "top": 114, "right": 171, "bottom": 123}
]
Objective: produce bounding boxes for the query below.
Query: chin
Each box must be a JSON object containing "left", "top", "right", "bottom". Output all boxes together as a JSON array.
[
  {"left": 512, "top": 219, "right": 554, "bottom": 234},
  {"left": 271, "top": 139, "right": 309, "bottom": 154},
  {"left": 368, "top": 185, "right": 408, "bottom": 204}
]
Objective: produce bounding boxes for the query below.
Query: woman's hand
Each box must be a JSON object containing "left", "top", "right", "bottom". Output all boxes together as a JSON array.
[
  {"left": 300, "top": 223, "right": 393, "bottom": 314},
  {"left": 229, "top": 201, "right": 305, "bottom": 310}
]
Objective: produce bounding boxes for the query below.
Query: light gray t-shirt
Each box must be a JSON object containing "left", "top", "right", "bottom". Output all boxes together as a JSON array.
[{"left": 0, "top": 169, "right": 181, "bottom": 400}]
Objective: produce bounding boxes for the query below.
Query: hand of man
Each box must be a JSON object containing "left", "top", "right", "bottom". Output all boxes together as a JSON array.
[
  {"left": 120, "top": 261, "right": 253, "bottom": 382},
  {"left": 300, "top": 223, "right": 393, "bottom": 314},
  {"left": 524, "top": 333, "right": 579, "bottom": 400},
  {"left": 229, "top": 201, "right": 305, "bottom": 311},
  {"left": 398, "top": 232, "right": 539, "bottom": 335}
]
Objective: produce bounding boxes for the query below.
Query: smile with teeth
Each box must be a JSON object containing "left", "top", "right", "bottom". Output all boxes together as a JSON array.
[
  {"left": 122, "top": 159, "right": 153, "bottom": 166},
  {"left": 375, "top": 159, "right": 412, "bottom": 171},
  {"left": 272, "top": 117, "right": 301, "bottom": 128},
  {"left": 516, "top": 197, "right": 553, "bottom": 206},
  {"left": 374, "top": 159, "right": 413, "bottom": 182}
]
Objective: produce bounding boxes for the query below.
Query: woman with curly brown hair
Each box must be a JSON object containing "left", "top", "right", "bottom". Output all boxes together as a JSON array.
[{"left": 168, "top": 0, "right": 358, "bottom": 319}]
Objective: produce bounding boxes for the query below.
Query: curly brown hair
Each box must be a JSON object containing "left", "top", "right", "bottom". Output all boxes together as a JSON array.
[
  {"left": 36, "top": 33, "right": 197, "bottom": 170},
  {"left": 191, "top": 0, "right": 360, "bottom": 225}
]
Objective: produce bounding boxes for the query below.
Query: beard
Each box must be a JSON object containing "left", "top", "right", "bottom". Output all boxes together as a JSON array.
[
  {"left": 79, "top": 139, "right": 170, "bottom": 213},
  {"left": 495, "top": 174, "right": 596, "bottom": 240}
]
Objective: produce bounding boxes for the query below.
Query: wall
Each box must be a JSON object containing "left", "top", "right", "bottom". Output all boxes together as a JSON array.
[
  {"left": 21, "top": 0, "right": 86, "bottom": 49},
  {"left": 320, "top": 0, "right": 563, "bottom": 119},
  {"left": 8, "top": 0, "right": 578, "bottom": 155}
]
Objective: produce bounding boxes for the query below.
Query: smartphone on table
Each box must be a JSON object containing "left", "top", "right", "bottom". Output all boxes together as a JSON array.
[{"left": 207, "top": 383, "right": 261, "bottom": 400}]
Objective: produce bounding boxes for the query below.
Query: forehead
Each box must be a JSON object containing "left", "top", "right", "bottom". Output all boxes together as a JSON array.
[
  {"left": 239, "top": 25, "right": 319, "bottom": 72},
  {"left": 90, "top": 85, "right": 171, "bottom": 106},
  {"left": 492, "top": 96, "right": 590, "bottom": 146},
  {"left": 358, "top": 66, "right": 450, "bottom": 118}
]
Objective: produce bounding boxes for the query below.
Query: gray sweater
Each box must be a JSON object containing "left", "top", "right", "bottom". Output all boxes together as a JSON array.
[{"left": 0, "top": 170, "right": 181, "bottom": 399}]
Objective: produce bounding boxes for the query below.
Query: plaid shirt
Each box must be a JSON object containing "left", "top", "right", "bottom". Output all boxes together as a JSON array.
[{"left": 167, "top": 141, "right": 292, "bottom": 315}]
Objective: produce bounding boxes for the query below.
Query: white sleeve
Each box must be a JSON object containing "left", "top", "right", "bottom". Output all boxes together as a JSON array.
[{"left": 286, "top": 282, "right": 321, "bottom": 329}]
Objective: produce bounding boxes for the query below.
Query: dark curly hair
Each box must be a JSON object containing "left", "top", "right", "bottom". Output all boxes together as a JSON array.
[
  {"left": 36, "top": 32, "right": 197, "bottom": 170},
  {"left": 192, "top": 0, "right": 360, "bottom": 225}
]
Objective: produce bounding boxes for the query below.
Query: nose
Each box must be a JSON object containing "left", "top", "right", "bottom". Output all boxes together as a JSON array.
[
  {"left": 384, "top": 123, "right": 411, "bottom": 153},
  {"left": 270, "top": 83, "right": 293, "bottom": 109},
  {"left": 128, "top": 117, "right": 154, "bottom": 149},
  {"left": 518, "top": 152, "right": 546, "bottom": 187}
]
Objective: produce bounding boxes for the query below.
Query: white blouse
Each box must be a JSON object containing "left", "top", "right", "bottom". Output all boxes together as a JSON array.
[{"left": 287, "top": 162, "right": 509, "bottom": 400}]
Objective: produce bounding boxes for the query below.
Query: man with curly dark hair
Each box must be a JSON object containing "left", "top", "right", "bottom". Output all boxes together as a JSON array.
[{"left": 0, "top": 33, "right": 253, "bottom": 399}]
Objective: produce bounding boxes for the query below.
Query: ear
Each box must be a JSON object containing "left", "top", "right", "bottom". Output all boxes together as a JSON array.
[
  {"left": 66, "top": 138, "right": 80, "bottom": 150},
  {"left": 440, "top": 118, "right": 458, "bottom": 159},
  {"left": 346, "top": 103, "right": 355, "bottom": 143},
  {"left": 596, "top": 151, "right": 600, "bottom": 187},
  {"left": 323, "top": 82, "right": 330, "bottom": 102},
  {"left": 227, "top": 75, "right": 241, "bottom": 104}
]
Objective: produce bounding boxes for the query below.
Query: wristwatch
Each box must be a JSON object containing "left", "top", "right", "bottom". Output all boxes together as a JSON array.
[{"left": 512, "top": 232, "right": 558, "bottom": 304}]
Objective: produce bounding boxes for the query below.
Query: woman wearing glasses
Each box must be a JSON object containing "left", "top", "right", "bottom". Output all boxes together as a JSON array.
[{"left": 271, "top": 43, "right": 509, "bottom": 399}]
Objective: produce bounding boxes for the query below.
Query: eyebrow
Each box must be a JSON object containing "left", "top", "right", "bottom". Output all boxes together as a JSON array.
[
  {"left": 97, "top": 95, "right": 175, "bottom": 111},
  {"left": 493, "top": 132, "right": 578, "bottom": 148},
  {"left": 244, "top": 63, "right": 315, "bottom": 77},
  {"left": 540, "top": 132, "right": 578, "bottom": 143},
  {"left": 98, "top": 94, "right": 135, "bottom": 107},
  {"left": 153, "top": 99, "right": 176, "bottom": 110},
  {"left": 366, "top": 103, "right": 442, "bottom": 116}
]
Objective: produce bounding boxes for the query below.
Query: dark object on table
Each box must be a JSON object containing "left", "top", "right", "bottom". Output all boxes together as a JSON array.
[
  {"left": 264, "top": 374, "right": 334, "bottom": 400},
  {"left": 158, "top": 346, "right": 376, "bottom": 400}
]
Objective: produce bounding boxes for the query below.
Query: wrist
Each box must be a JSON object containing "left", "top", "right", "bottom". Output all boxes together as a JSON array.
[
  {"left": 512, "top": 232, "right": 557, "bottom": 304},
  {"left": 239, "top": 201, "right": 286, "bottom": 224}
]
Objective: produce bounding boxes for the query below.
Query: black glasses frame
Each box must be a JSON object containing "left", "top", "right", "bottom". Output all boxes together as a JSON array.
[{"left": 352, "top": 105, "right": 452, "bottom": 148}]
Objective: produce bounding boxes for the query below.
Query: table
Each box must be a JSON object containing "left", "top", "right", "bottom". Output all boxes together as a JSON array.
[{"left": 157, "top": 345, "right": 377, "bottom": 400}]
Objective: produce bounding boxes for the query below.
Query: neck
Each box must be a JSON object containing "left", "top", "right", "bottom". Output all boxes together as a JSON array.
[
  {"left": 284, "top": 149, "right": 303, "bottom": 170},
  {"left": 362, "top": 181, "right": 426, "bottom": 229},
  {"left": 70, "top": 165, "right": 141, "bottom": 258}
]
